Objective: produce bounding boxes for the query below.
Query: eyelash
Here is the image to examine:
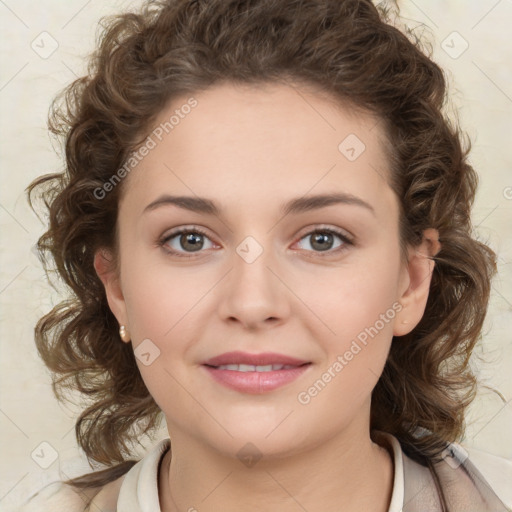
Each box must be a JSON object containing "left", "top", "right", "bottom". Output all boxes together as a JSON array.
[{"left": 158, "top": 225, "right": 354, "bottom": 258}]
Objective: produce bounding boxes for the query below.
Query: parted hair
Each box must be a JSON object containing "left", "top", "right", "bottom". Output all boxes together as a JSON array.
[{"left": 26, "top": 0, "right": 497, "bottom": 499}]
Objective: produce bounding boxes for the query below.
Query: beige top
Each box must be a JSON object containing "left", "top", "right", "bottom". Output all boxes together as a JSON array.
[{"left": 17, "top": 433, "right": 512, "bottom": 511}]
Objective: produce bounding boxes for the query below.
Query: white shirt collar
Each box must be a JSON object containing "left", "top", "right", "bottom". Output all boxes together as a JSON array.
[
  {"left": 117, "top": 433, "right": 405, "bottom": 511},
  {"left": 117, "top": 437, "right": 170, "bottom": 511}
]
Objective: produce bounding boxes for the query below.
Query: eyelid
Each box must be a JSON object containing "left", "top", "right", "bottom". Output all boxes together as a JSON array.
[
  {"left": 291, "top": 225, "right": 354, "bottom": 258},
  {"left": 158, "top": 225, "right": 217, "bottom": 257},
  {"left": 294, "top": 224, "right": 354, "bottom": 243},
  {"left": 158, "top": 224, "right": 354, "bottom": 257}
]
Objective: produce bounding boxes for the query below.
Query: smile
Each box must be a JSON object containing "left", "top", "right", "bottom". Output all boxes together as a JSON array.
[
  {"left": 202, "top": 363, "right": 312, "bottom": 393},
  {"left": 213, "top": 364, "right": 299, "bottom": 372}
]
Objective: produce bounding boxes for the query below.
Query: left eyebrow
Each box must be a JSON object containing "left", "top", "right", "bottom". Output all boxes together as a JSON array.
[
  {"left": 281, "top": 192, "right": 375, "bottom": 217},
  {"left": 142, "top": 192, "right": 375, "bottom": 217}
]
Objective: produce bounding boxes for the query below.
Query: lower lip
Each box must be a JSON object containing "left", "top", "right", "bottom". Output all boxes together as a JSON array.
[{"left": 202, "top": 364, "right": 311, "bottom": 394}]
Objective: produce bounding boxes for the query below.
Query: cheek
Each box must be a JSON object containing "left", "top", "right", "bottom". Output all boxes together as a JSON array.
[
  {"left": 121, "top": 244, "right": 205, "bottom": 340},
  {"left": 295, "top": 247, "right": 402, "bottom": 400},
  {"left": 295, "top": 285, "right": 398, "bottom": 416},
  {"left": 303, "top": 248, "right": 401, "bottom": 343},
  {"left": 123, "top": 265, "right": 201, "bottom": 412}
]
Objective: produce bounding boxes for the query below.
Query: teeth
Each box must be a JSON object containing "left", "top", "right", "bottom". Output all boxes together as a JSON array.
[{"left": 215, "top": 364, "right": 296, "bottom": 372}]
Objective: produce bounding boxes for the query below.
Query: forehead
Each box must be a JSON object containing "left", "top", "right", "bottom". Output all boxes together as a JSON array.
[{"left": 120, "top": 81, "right": 396, "bottom": 221}]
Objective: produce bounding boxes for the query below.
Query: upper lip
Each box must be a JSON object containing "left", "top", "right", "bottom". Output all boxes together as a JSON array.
[{"left": 203, "top": 351, "right": 310, "bottom": 367}]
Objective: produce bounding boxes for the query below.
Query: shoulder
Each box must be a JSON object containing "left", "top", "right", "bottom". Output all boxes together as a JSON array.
[
  {"left": 88, "top": 474, "right": 127, "bottom": 510},
  {"left": 376, "top": 431, "right": 512, "bottom": 511},
  {"left": 16, "top": 481, "right": 94, "bottom": 512},
  {"left": 16, "top": 440, "right": 169, "bottom": 512},
  {"left": 465, "top": 445, "right": 512, "bottom": 509},
  {"left": 16, "top": 476, "right": 126, "bottom": 512},
  {"left": 404, "top": 440, "right": 512, "bottom": 511}
]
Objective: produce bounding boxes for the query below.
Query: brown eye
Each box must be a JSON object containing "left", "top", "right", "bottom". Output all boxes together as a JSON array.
[
  {"left": 176, "top": 232, "right": 205, "bottom": 252},
  {"left": 296, "top": 228, "right": 353, "bottom": 255},
  {"left": 160, "top": 227, "right": 215, "bottom": 257},
  {"left": 309, "top": 232, "right": 336, "bottom": 252}
]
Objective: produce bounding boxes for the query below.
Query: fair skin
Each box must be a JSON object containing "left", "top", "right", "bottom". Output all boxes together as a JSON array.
[{"left": 94, "top": 81, "right": 439, "bottom": 512}]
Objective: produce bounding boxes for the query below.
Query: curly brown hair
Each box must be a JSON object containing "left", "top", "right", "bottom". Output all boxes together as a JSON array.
[{"left": 26, "top": 0, "right": 497, "bottom": 500}]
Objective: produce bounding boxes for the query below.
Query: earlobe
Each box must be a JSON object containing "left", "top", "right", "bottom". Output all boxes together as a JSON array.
[
  {"left": 393, "top": 228, "right": 440, "bottom": 336},
  {"left": 93, "top": 248, "right": 128, "bottom": 327}
]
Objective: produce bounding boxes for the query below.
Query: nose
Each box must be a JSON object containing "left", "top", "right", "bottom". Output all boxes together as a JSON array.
[{"left": 216, "top": 236, "right": 291, "bottom": 330}]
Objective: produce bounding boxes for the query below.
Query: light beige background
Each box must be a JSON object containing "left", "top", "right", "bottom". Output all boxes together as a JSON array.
[{"left": 1, "top": 0, "right": 511, "bottom": 508}]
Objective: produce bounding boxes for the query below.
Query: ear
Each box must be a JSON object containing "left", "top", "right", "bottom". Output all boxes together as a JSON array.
[
  {"left": 93, "top": 248, "right": 129, "bottom": 328},
  {"left": 393, "top": 228, "right": 441, "bottom": 336}
]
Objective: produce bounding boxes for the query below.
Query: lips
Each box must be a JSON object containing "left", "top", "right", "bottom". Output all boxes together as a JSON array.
[
  {"left": 201, "top": 351, "right": 312, "bottom": 393},
  {"left": 202, "top": 351, "right": 310, "bottom": 367}
]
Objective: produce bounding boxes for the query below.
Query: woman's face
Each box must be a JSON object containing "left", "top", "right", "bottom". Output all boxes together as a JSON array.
[{"left": 97, "top": 81, "right": 428, "bottom": 459}]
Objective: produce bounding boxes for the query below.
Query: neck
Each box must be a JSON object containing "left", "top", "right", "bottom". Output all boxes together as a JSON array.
[{"left": 159, "top": 426, "right": 394, "bottom": 512}]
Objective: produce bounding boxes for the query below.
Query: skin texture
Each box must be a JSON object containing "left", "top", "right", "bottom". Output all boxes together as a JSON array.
[{"left": 94, "top": 81, "right": 439, "bottom": 512}]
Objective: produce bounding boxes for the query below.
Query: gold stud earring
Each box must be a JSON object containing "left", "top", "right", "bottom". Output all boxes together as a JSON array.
[{"left": 119, "top": 325, "right": 131, "bottom": 342}]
